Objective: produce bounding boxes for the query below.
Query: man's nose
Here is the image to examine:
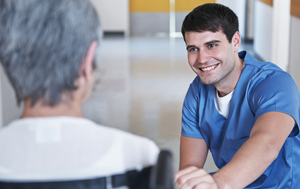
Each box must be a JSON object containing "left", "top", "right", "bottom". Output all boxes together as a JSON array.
[{"left": 197, "top": 49, "right": 211, "bottom": 64}]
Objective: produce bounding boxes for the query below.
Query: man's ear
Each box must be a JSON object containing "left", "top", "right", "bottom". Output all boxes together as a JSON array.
[
  {"left": 232, "top": 31, "right": 241, "bottom": 52},
  {"left": 80, "top": 41, "right": 98, "bottom": 80}
]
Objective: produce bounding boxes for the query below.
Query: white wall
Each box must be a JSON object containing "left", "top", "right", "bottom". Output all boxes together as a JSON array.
[
  {"left": 289, "top": 16, "right": 300, "bottom": 88},
  {"left": 253, "top": 1, "right": 273, "bottom": 61},
  {"left": 245, "top": 0, "right": 255, "bottom": 40},
  {"left": 175, "top": 12, "right": 188, "bottom": 33},
  {"left": 0, "top": 66, "right": 23, "bottom": 127},
  {"left": 90, "top": 0, "right": 129, "bottom": 35},
  {"left": 130, "top": 13, "right": 170, "bottom": 36},
  {"left": 217, "top": 0, "right": 246, "bottom": 39},
  {"left": 0, "top": 69, "right": 2, "bottom": 128},
  {"left": 270, "top": 0, "right": 291, "bottom": 72}
]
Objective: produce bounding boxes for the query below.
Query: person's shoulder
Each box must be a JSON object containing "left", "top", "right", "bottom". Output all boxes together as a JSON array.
[
  {"left": 242, "top": 52, "right": 286, "bottom": 74},
  {"left": 97, "top": 124, "right": 160, "bottom": 166},
  {"left": 115, "top": 128, "right": 158, "bottom": 149},
  {"left": 108, "top": 126, "right": 149, "bottom": 141},
  {"left": 89, "top": 120, "right": 158, "bottom": 149},
  {"left": 248, "top": 63, "right": 294, "bottom": 88},
  {"left": 241, "top": 51, "right": 294, "bottom": 85}
]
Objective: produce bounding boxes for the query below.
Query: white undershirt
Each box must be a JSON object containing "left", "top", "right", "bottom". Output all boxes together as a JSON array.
[{"left": 214, "top": 89, "right": 234, "bottom": 119}]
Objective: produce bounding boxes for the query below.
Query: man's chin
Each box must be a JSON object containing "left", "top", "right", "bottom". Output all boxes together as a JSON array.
[
  {"left": 199, "top": 79, "right": 214, "bottom": 85},
  {"left": 197, "top": 75, "right": 214, "bottom": 85}
]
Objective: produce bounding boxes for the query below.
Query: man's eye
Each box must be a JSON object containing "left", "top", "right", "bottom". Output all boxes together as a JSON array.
[
  {"left": 208, "top": 44, "right": 216, "bottom": 48},
  {"left": 188, "top": 48, "right": 197, "bottom": 52}
]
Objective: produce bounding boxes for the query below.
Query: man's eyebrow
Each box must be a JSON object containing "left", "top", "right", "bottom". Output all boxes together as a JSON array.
[
  {"left": 186, "top": 45, "right": 197, "bottom": 50},
  {"left": 186, "top": 40, "right": 221, "bottom": 50},
  {"left": 204, "top": 40, "right": 221, "bottom": 45}
]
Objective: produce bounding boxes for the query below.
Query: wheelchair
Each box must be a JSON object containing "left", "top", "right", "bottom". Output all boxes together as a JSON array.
[{"left": 0, "top": 150, "right": 174, "bottom": 189}]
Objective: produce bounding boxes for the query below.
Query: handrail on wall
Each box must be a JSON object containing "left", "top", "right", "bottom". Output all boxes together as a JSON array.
[{"left": 258, "top": 0, "right": 300, "bottom": 18}]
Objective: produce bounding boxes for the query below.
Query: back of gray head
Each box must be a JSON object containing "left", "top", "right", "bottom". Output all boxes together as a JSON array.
[{"left": 0, "top": 0, "right": 101, "bottom": 106}]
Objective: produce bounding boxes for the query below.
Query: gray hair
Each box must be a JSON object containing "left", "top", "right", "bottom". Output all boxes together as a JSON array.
[{"left": 0, "top": 0, "right": 101, "bottom": 106}]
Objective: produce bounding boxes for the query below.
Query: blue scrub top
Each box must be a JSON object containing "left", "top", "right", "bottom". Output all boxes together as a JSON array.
[{"left": 181, "top": 51, "right": 300, "bottom": 188}]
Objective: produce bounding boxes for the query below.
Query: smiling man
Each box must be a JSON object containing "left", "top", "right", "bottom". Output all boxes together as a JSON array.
[{"left": 175, "top": 3, "right": 300, "bottom": 189}]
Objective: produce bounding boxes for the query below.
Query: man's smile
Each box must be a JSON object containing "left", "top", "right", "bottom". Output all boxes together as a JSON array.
[{"left": 199, "top": 63, "right": 219, "bottom": 72}]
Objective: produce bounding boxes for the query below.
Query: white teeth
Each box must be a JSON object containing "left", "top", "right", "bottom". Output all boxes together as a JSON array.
[{"left": 200, "top": 65, "right": 217, "bottom": 71}]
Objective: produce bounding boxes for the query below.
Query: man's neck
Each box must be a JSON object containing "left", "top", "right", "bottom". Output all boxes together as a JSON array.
[
  {"left": 21, "top": 99, "right": 83, "bottom": 118},
  {"left": 215, "top": 56, "right": 244, "bottom": 97}
]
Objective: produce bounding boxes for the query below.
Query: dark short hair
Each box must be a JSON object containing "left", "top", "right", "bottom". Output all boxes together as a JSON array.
[
  {"left": 181, "top": 3, "right": 239, "bottom": 42},
  {"left": 0, "top": 0, "right": 101, "bottom": 106}
]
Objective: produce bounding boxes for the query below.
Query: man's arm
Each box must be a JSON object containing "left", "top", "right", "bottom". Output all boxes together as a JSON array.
[
  {"left": 179, "top": 135, "right": 208, "bottom": 170},
  {"left": 176, "top": 111, "right": 295, "bottom": 189},
  {"left": 212, "top": 111, "right": 295, "bottom": 188}
]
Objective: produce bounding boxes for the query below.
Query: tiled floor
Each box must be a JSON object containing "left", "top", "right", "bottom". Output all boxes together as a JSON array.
[{"left": 82, "top": 35, "right": 254, "bottom": 172}]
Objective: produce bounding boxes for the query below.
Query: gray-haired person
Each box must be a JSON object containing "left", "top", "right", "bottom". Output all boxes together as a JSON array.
[{"left": 0, "top": 0, "right": 159, "bottom": 186}]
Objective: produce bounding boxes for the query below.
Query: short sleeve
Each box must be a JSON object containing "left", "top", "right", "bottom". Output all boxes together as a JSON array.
[
  {"left": 248, "top": 71, "right": 300, "bottom": 136},
  {"left": 181, "top": 77, "right": 203, "bottom": 138}
]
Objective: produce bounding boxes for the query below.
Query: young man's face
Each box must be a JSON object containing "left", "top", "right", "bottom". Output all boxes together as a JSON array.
[{"left": 184, "top": 30, "right": 241, "bottom": 89}]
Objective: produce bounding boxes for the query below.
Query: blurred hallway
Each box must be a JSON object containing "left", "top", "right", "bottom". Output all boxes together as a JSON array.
[
  {"left": 0, "top": 0, "right": 299, "bottom": 180},
  {"left": 82, "top": 35, "right": 255, "bottom": 172}
]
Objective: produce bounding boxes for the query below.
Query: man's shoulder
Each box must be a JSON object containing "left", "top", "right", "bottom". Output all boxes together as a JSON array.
[
  {"left": 240, "top": 52, "right": 294, "bottom": 87},
  {"left": 244, "top": 62, "right": 294, "bottom": 89},
  {"left": 242, "top": 51, "right": 285, "bottom": 73}
]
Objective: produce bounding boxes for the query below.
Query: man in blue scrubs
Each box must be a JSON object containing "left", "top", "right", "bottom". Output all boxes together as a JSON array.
[{"left": 175, "top": 3, "right": 300, "bottom": 189}]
